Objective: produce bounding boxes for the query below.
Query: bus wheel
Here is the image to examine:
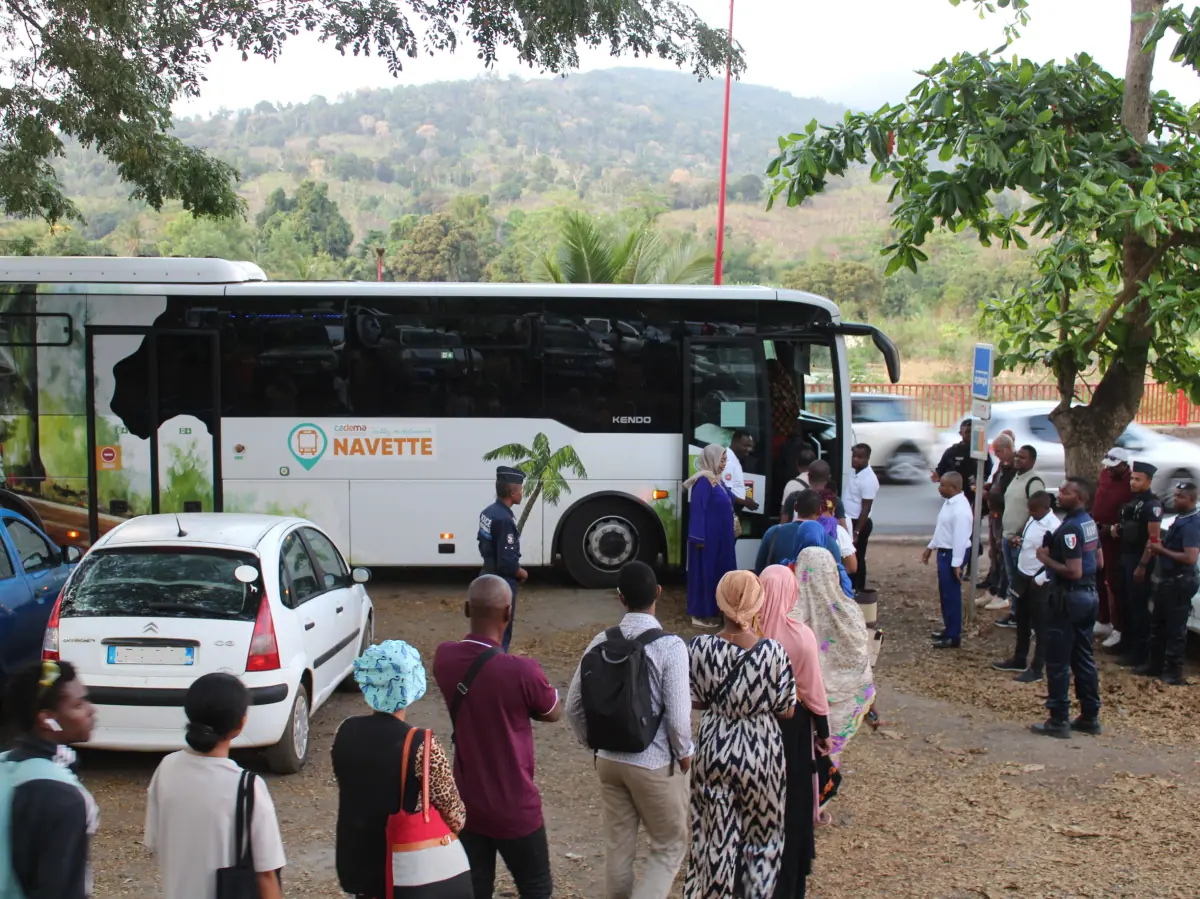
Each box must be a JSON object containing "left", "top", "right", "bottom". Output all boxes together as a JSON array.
[{"left": 560, "top": 499, "right": 660, "bottom": 589}]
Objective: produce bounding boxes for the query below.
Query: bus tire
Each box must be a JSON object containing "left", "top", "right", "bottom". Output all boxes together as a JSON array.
[{"left": 560, "top": 498, "right": 660, "bottom": 590}]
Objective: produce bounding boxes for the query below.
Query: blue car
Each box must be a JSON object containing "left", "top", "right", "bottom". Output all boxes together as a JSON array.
[{"left": 0, "top": 508, "right": 82, "bottom": 684}]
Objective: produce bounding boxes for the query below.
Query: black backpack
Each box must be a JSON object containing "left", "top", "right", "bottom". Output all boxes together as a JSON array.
[{"left": 579, "top": 627, "right": 669, "bottom": 753}]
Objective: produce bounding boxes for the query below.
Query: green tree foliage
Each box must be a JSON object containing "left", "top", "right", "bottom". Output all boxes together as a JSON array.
[
  {"left": 769, "top": 0, "right": 1200, "bottom": 475},
  {"left": 391, "top": 213, "right": 482, "bottom": 282},
  {"left": 158, "top": 216, "right": 254, "bottom": 260},
  {"left": 0, "top": 2, "right": 740, "bottom": 224},
  {"left": 781, "top": 261, "right": 884, "bottom": 319},
  {"left": 256, "top": 181, "right": 353, "bottom": 259},
  {"left": 534, "top": 211, "right": 713, "bottom": 284}
]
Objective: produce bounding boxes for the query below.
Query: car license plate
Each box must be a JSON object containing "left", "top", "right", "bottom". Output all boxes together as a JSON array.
[{"left": 106, "top": 645, "right": 194, "bottom": 665}]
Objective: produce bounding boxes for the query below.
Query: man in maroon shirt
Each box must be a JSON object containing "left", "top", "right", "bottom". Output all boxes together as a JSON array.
[
  {"left": 1093, "top": 448, "right": 1134, "bottom": 651},
  {"left": 434, "top": 575, "right": 562, "bottom": 899}
]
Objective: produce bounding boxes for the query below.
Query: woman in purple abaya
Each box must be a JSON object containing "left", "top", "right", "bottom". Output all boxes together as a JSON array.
[{"left": 685, "top": 443, "right": 738, "bottom": 628}]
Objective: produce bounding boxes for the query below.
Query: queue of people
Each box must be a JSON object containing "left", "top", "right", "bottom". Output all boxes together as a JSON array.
[{"left": 936, "top": 434, "right": 1198, "bottom": 743}]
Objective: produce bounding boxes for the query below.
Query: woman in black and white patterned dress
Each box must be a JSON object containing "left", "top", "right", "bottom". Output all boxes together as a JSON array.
[{"left": 687, "top": 570, "right": 797, "bottom": 898}]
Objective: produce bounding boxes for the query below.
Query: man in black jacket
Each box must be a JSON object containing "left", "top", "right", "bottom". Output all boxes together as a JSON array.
[{"left": 2, "top": 660, "right": 97, "bottom": 899}]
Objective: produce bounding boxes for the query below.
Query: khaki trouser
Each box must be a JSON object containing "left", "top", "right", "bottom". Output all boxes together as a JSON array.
[{"left": 595, "top": 758, "right": 690, "bottom": 899}]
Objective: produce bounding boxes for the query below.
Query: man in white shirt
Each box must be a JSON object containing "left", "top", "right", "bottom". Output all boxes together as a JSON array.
[
  {"left": 721, "top": 430, "right": 759, "bottom": 513},
  {"left": 844, "top": 443, "right": 880, "bottom": 592},
  {"left": 565, "top": 562, "right": 694, "bottom": 899},
  {"left": 993, "top": 490, "right": 1060, "bottom": 682},
  {"left": 922, "top": 472, "right": 974, "bottom": 649}
]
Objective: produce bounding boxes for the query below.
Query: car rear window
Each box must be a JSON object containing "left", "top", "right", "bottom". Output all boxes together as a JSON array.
[{"left": 60, "top": 549, "right": 263, "bottom": 620}]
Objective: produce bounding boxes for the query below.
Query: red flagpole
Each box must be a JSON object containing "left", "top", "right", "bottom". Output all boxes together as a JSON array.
[{"left": 714, "top": 0, "right": 735, "bottom": 286}]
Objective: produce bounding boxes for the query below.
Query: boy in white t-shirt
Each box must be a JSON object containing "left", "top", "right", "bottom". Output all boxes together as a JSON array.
[
  {"left": 844, "top": 444, "right": 880, "bottom": 592},
  {"left": 146, "top": 674, "right": 286, "bottom": 899}
]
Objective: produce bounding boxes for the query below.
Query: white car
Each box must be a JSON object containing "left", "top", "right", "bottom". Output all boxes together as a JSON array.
[
  {"left": 807, "top": 392, "right": 935, "bottom": 483},
  {"left": 936, "top": 401, "right": 1200, "bottom": 503},
  {"left": 43, "top": 514, "right": 374, "bottom": 774}
]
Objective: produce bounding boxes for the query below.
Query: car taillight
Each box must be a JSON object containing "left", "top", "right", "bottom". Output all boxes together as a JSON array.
[
  {"left": 246, "top": 595, "right": 280, "bottom": 672},
  {"left": 42, "top": 595, "right": 62, "bottom": 661}
]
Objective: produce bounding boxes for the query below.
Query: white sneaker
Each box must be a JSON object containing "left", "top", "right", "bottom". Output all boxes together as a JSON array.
[
  {"left": 1093, "top": 622, "right": 1114, "bottom": 639},
  {"left": 691, "top": 617, "right": 718, "bottom": 629},
  {"left": 975, "top": 594, "right": 993, "bottom": 607},
  {"left": 1101, "top": 629, "right": 1122, "bottom": 649},
  {"left": 984, "top": 598, "right": 1011, "bottom": 612}
]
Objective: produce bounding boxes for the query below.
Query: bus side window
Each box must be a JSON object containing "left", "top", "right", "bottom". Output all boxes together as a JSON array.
[
  {"left": 348, "top": 301, "right": 540, "bottom": 419},
  {"left": 542, "top": 303, "right": 682, "bottom": 434},
  {"left": 219, "top": 299, "right": 350, "bottom": 418}
]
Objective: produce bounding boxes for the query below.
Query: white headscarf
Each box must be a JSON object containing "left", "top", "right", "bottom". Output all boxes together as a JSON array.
[{"left": 684, "top": 443, "right": 727, "bottom": 490}]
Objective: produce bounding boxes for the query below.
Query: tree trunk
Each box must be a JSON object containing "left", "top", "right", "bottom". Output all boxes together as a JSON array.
[
  {"left": 1122, "top": 0, "right": 1163, "bottom": 144},
  {"left": 516, "top": 482, "right": 542, "bottom": 535},
  {"left": 1050, "top": 0, "right": 1162, "bottom": 483}
]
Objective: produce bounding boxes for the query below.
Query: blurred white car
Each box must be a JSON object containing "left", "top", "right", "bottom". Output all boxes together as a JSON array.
[
  {"left": 936, "top": 401, "right": 1200, "bottom": 502},
  {"left": 46, "top": 513, "right": 374, "bottom": 773},
  {"left": 808, "top": 393, "right": 935, "bottom": 483}
]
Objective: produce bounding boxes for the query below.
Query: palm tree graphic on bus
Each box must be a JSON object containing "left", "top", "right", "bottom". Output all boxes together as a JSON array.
[{"left": 483, "top": 433, "right": 587, "bottom": 535}]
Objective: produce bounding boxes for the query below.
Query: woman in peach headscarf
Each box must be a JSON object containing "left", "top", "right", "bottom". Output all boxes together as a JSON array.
[
  {"left": 757, "top": 565, "right": 830, "bottom": 899},
  {"left": 686, "top": 571, "right": 797, "bottom": 899}
]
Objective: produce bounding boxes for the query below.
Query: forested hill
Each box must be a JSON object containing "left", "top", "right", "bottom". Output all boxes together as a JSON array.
[{"left": 54, "top": 68, "right": 844, "bottom": 223}]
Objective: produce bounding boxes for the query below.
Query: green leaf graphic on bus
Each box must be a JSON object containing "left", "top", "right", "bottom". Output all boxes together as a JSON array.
[
  {"left": 288, "top": 423, "right": 328, "bottom": 471},
  {"left": 483, "top": 433, "right": 587, "bottom": 536}
]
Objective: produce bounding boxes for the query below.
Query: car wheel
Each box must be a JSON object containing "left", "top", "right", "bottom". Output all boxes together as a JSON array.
[
  {"left": 265, "top": 684, "right": 310, "bottom": 775},
  {"left": 560, "top": 498, "right": 661, "bottom": 589},
  {"left": 338, "top": 616, "right": 372, "bottom": 692},
  {"left": 885, "top": 445, "right": 927, "bottom": 484}
]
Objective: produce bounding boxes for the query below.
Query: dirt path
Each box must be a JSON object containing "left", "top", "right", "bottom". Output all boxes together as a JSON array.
[{"left": 84, "top": 548, "right": 1200, "bottom": 898}]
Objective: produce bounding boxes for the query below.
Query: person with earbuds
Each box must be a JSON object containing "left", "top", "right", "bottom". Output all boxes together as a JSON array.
[{"left": 0, "top": 659, "right": 98, "bottom": 898}]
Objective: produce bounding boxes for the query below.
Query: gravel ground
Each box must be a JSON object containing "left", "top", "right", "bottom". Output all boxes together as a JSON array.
[{"left": 79, "top": 547, "right": 1200, "bottom": 898}]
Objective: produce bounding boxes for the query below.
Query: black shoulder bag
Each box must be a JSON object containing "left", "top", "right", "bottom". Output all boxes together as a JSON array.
[
  {"left": 450, "top": 645, "right": 502, "bottom": 745},
  {"left": 216, "top": 770, "right": 259, "bottom": 899}
]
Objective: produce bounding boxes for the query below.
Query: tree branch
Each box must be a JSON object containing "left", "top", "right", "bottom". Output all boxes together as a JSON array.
[{"left": 1083, "top": 232, "right": 1181, "bottom": 353}]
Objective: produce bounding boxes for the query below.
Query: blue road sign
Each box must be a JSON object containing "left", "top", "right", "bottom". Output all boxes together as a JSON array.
[{"left": 972, "top": 343, "right": 994, "bottom": 401}]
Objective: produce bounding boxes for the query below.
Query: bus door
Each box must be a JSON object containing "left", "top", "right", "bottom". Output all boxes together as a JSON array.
[
  {"left": 86, "top": 328, "right": 222, "bottom": 541},
  {"left": 682, "top": 339, "right": 772, "bottom": 569}
]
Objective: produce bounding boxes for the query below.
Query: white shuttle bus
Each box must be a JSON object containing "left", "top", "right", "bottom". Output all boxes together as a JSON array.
[{"left": 0, "top": 257, "right": 900, "bottom": 587}]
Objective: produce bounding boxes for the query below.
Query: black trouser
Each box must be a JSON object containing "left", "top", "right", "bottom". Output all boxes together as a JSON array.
[
  {"left": 1044, "top": 586, "right": 1101, "bottom": 722},
  {"left": 852, "top": 517, "right": 874, "bottom": 592},
  {"left": 460, "top": 826, "right": 552, "bottom": 899},
  {"left": 1148, "top": 574, "right": 1197, "bottom": 677},
  {"left": 502, "top": 580, "right": 518, "bottom": 651},
  {"left": 1121, "top": 552, "right": 1153, "bottom": 663},
  {"left": 1013, "top": 574, "right": 1050, "bottom": 673}
]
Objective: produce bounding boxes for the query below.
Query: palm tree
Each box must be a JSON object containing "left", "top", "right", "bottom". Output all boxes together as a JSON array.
[
  {"left": 483, "top": 432, "right": 587, "bottom": 534},
  {"left": 532, "top": 211, "right": 713, "bottom": 285}
]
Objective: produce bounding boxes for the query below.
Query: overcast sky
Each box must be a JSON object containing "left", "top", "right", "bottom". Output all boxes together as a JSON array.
[{"left": 177, "top": 0, "right": 1200, "bottom": 117}]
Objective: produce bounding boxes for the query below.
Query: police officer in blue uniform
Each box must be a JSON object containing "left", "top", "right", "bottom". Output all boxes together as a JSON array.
[
  {"left": 1032, "top": 476, "right": 1102, "bottom": 739},
  {"left": 1114, "top": 461, "right": 1163, "bottom": 667},
  {"left": 1142, "top": 480, "right": 1200, "bottom": 686},
  {"left": 478, "top": 466, "right": 528, "bottom": 651}
]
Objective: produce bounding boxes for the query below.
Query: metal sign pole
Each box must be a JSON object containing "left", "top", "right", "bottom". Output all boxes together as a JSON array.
[
  {"left": 967, "top": 457, "right": 984, "bottom": 627},
  {"left": 967, "top": 343, "right": 994, "bottom": 631}
]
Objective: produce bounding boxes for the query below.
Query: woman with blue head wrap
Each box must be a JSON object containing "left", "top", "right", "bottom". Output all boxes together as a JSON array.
[
  {"left": 353, "top": 639, "right": 428, "bottom": 713},
  {"left": 332, "top": 640, "right": 472, "bottom": 898}
]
